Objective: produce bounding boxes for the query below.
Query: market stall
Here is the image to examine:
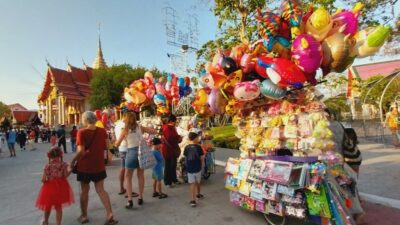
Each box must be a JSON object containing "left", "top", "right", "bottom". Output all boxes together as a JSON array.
[{"left": 187, "top": 0, "right": 389, "bottom": 224}]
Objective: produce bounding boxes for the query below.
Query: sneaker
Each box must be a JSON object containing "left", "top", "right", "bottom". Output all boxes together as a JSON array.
[
  {"left": 190, "top": 200, "right": 197, "bottom": 207},
  {"left": 196, "top": 194, "right": 204, "bottom": 199}
]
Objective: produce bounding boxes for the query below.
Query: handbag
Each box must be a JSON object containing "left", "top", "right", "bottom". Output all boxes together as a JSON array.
[
  {"left": 137, "top": 128, "right": 157, "bottom": 170},
  {"left": 72, "top": 128, "right": 98, "bottom": 174}
]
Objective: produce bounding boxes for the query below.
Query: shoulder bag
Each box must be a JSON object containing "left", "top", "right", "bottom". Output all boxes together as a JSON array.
[{"left": 138, "top": 127, "right": 157, "bottom": 170}]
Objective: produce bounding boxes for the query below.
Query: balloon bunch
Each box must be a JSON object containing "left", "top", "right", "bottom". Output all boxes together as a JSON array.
[
  {"left": 94, "top": 109, "right": 115, "bottom": 129},
  {"left": 193, "top": 1, "right": 389, "bottom": 117},
  {"left": 122, "top": 71, "right": 192, "bottom": 115}
]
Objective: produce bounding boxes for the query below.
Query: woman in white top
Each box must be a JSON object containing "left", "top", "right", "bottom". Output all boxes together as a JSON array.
[{"left": 115, "top": 111, "right": 157, "bottom": 209}]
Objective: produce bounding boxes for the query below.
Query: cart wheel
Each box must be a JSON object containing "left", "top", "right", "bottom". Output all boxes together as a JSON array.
[
  {"left": 263, "top": 214, "right": 286, "bottom": 225},
  {"left": 203, "top": 172, "right": 211, "bottom": 180}
]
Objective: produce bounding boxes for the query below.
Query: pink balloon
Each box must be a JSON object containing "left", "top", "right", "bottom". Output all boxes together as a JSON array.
[
  {"left": 155, "top": 83, "right": 166, "bottom": 95},
  {"left": 291, "top": 34, "right": 322, "bottom": 73},
  {"left": 146, "top": 85, "right": 156, "bottom": 100}
]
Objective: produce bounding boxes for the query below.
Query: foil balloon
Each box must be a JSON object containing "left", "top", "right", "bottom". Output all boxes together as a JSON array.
[
  {"left": 351, "top": 25, "right": 390, "bottom": 58},
  {"left": 280, "top": 0, "right": 302, "bottom": 39},
  {"left": 260, "top": 79, "right": 287, "bottom": 99},
  {"left": 178, "top": 77, "right": 185, "bottom": 87},
  {"left": 305, "top": 8, "right": 333, "bottom": 42},
  {"left": 193, "top": 89, "right": 208, "bottom": 106},
  {"left": 244, "top": 71, "right": 266, "bottom": 82},
  {"left": 223, "top": 70, "right": 243, "bottom": 94},
  {"left": 225, "top": 99, "right": 243, "bottom": 115},
  {"left": 220, "top": 56, "right": 238, "bottom": 75},
  {"left": 240, "top": 53, "right": 256, "bottom": 73},
  {"left": 171, "top": 75, "right": 178, "bottom": 87},
  {"left": 130, "top": 79, "right": 147, "bottom": 92},
  {"left": 208, "top": 88, "right": 228, "bottom": 114},
  {"left": 201, "top": 72, "right": 227, "bottom": 89},
  {"left": 95, "top": 120, "right": 104, "bottom": 128},
  {"left": 321, "top": 32, "right": 352, "bottom": 73},
  {"left": 145, "top": 85, "right": 155, "bottom": 100},
  {"left": 124, "top": 88, "right": 147, "bottom": 105},
  {"left": 291, "top": 34, "right": 322, "bottom": 73},
  {"left": 264, "top": 37, "right": 291, "bottom": 59},
  {"left": 95, "top": 110, "right": 102, "bottom": 120},
  {"left": 101, "top": 114, "right": 109, "bottom": 128},
  {"left": 184, "top": 76, "right": 191, "bottom": 86},
  {"left": 234, "top": 80, "right": 261, "bottom": 101},
  {"left": 329, "top": 3, "right": 363, "bottom": 36},
  {"left": 153, "top": 94, "right": 167, "bottom": 105},
  {"left": 257, "top": 56, "right": 307, "bottom": 88},
  {"left": 255, "top": 55, "right": 274, "bottom": 78},
  {"left": 230, "top": 44, "right": 248, "bottom": 65},
  {"left": 279, "top": 20, "right": 291, "bottom": 40},
  {"left": 256, "top": 9, "right": 281, "bottom": 39},
  {"left": 155, "top": 82, "right": 166, "bottom": 95},
  {"left": 144, "top": 71, "right": 154, "bottom": 84}
]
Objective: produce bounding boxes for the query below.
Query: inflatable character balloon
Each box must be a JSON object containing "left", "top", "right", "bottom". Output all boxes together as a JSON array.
[
  {"left": 305, "top": 8, "right": 333, "bottom": 42},
  {"left": 280, "top": 0, "right": 302, "bottom": 39},
  {"left": 234, "top": 80, "right": 261, "bottom": 101},
  {"left": 223, "top": 70, "right": 243, "bottom": 94},
  {"left": 329, "top": 3, "right": 363, "bottom": 36},
  {"left": 260, "top": 79, "right": 287, "bottom": 99},
  {"left": 350, "top": 25, "right": 390, "bottom": 58},
  {"left": 291, "top": 34, "right": 322, "bottom": 73},
  {"left": 321, "top": 32, "right": 352, "bottom": 74}
]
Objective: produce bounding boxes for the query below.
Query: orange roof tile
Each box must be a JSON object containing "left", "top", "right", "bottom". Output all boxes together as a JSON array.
[{"left": 12, "top": 111, "right": 37, "bottom": 124}]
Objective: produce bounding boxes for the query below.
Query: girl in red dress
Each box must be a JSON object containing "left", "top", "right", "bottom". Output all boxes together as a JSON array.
[{"left": 35, "top": 147, "right": 74, "bottom": 225}]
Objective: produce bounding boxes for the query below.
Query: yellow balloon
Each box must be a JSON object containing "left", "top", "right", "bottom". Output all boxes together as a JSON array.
[
  {"left": 350, "top": 25, "right": 390, "bottom": 58},
  {"left": 95, "top": 120, "right": 104, "bottom": 128},
  {"left": 305, "top": 8, "right": 333, "bottom": 42}
]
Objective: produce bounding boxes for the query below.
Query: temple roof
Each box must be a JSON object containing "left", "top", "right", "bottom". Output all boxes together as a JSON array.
[
  {"left": 350, "top": 59, "right": 400, "bottom": 80},
  {"left": 92, "top": 36, "right": 107, "bottom": 69},
  {"left": 12, "top": 110, "right": 37, "bottom": 124},
  {"left": 37, "top": 64, "right": 93, "bottom": 103}
]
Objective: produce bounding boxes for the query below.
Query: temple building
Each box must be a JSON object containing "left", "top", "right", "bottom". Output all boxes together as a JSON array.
[{"left": 37, "top": 36, "right": 107, "bottom": 126}]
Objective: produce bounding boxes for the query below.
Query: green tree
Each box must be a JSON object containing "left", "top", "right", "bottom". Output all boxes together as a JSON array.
[
  {"left": 0, "top": 101, "right": 10, "bottom": 119},
  {"left": 360, "top": 74, "right": 400, "bottom": 111},
  {"left": 197, "top": 0, "right": 399, "bottom": 65},
  {"left": 89, "top": 64, "right": 166, "bottom": 109}
]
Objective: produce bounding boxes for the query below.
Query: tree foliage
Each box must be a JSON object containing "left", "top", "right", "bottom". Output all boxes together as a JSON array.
[
  {"left": 0, "top": 101, "right": 10, "bottom": 119},
  {"left": 360, "top": 74, "right": 400, "bottom": 111},
  {"left": 89, "top": 64, "right": 166, "bottom": 109},
  {"left": 197, "top": 0, "right": 399, "bottom": 65}
]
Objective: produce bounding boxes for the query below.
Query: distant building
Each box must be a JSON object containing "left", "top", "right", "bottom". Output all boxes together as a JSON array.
[
  {"left": 37, "top": 36, "right": 107, "bottom": 126},
  {"left": 7, "top": 103, "right": 39, "bottom": 126}
]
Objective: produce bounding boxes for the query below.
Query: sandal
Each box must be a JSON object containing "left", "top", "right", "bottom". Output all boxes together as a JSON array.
[
  {"left": 104, "top": 217, "right": 119, "bottom": 225},
  {"left": 159, "top": 193, "right": 168, "bottom": 199},
  {"left": 125, "top": 200, "right": 133, "bottom": 209},
  {"left": 152, "top": 192, "right": 160, "bottom": 198},
  {"left": 77, "top": 216, "right": 89, "bottom": 224},
  {"left": 138, "top": 198, "right": 144, "bottom": 205},
  {"left": 118, "top": 190, "right": 126, "bottom": 195}
]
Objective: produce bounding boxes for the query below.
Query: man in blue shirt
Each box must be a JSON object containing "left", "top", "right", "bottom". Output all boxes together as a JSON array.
[{"left": 7, "top": 129, "right": 17, "bottom": 157}]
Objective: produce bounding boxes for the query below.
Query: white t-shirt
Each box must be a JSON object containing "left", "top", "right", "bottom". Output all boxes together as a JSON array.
[{"left": 115, "top": 120, "right": 128, "bottom": 152}]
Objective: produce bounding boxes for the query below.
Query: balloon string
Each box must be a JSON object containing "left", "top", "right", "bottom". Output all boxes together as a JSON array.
[{"left": 287, "top": 80, "right": 327, "bottom": 92}]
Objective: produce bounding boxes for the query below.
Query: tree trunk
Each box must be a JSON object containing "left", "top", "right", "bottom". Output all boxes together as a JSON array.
[{"left": 238, "top": 0, "right": 249, "bottom": 44}]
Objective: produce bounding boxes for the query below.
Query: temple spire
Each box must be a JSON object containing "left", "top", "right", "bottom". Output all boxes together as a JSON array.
[{"left": 92, "top": 24, "right": 107, "bottom": 69}]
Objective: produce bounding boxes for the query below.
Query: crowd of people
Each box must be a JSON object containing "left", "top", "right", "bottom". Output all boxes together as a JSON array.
[{"left": 30, "top": 110, "right": 207, "bottom": 225}]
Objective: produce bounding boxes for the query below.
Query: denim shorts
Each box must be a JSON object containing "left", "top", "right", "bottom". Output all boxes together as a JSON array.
[
  {"left": 125, "top": 147, "right": 139, "bottom": 170},
  {"left": 119, "top": 151, "right": 127, "bottom": 168}
]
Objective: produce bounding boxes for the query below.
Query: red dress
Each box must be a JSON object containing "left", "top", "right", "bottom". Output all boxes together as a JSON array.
[{"left": 35, "top": 159, "right": 74, "bottom": 211}]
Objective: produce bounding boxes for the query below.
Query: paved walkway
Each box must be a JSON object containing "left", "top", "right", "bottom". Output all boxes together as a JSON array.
[{"left": 0, "top": 141, "right": 400, "bottom": 225}]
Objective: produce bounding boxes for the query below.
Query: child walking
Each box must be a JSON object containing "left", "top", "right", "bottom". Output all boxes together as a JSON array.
[
  {"left": 152, "top": 137, "right": 168, "bottom": 199},
  {"left": 50, "top": 131, "right": 57, "bottom": 146},
  {"left": 35, "top": 147, "right": 74, "bottom": 225},
  {"left": 183, "top": 132, "right": 205, "bottom": 207}
]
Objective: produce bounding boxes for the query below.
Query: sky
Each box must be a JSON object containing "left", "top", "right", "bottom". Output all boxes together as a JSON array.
[
  {"left": 0, "top": 0, "right": 398, "bottom": 110},
  {"left": 0, "top": 0, "right": 217, "bottom": 109}
]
